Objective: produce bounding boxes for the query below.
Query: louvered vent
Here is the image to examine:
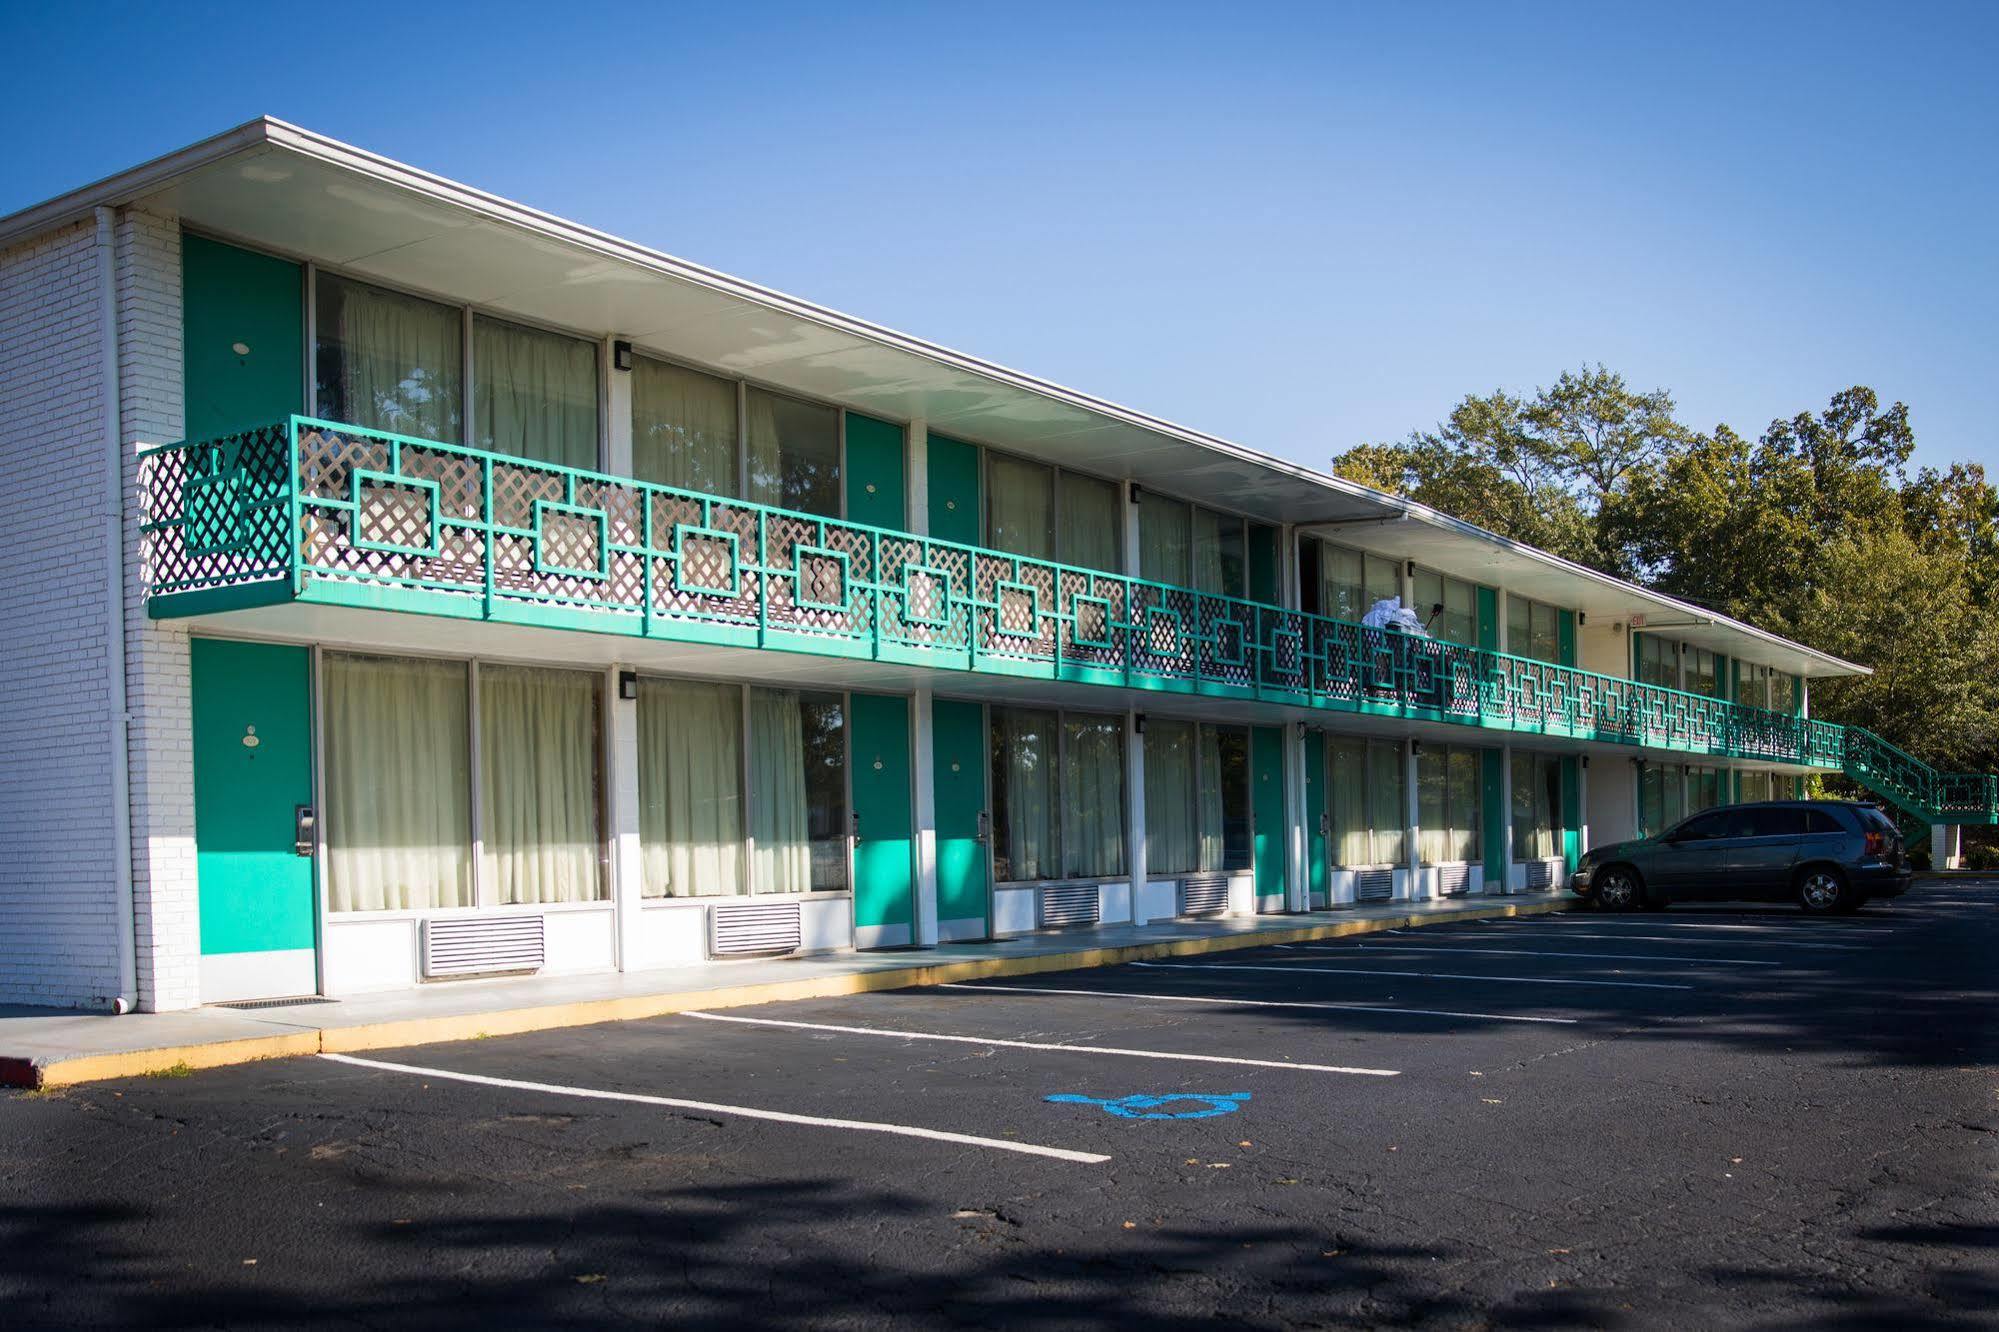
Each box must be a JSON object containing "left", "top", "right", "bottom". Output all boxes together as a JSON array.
[
  {"left": 422, "top": 915, "right": 544, "bottom": 978},
  {"left": 1439, "top": 864, "right": 1472, "bottom": 898},
  {"left": 1180, "top": 874, "right": 1229, "bottom": 917},
  {"left": 1524, "top": 859, "right": 1557, "bottom": 890},
  {"left": 710, "top": 900, "right": 803, "bottom": 957},
  {"left": 1038, "top": 882, "right": 1100, "bottom": 928},
  {"left": 1355, "top": 868, "right": 1395, "bottom": 902}
]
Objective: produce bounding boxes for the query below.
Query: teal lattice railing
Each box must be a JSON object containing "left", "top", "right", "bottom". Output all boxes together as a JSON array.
[
  {"left": 133, "top": 416, "right": 1996, "bottom": 817},
  {"left": 1841, "top": 726, "right": 1999, "bottom": 826}
]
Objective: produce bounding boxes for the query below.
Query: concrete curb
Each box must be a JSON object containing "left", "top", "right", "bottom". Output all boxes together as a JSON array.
[{"left": 9, "top": 898, "right": 1572, "bottom": 1088}]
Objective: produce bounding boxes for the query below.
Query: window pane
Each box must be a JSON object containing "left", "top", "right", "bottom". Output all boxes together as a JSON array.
[
  {"left": 1368, "top": 740, "right": 1405, "bottom": 866},
  {"left": 638, "top": 678, "right": 742, "bottom": 898},
  {"left": 1058, "top": 472, "right": 1121, "bottom": 573},
  {"left": 325, "top": 654, "right": 472, "bottom": 912},
  {"left": 315, "top": 274, "right": 463, "bottom": 442},
  {"left": 1321, "top": 543, "right": 1365, "bottom": 622},
  {"left": 746, "top": 388, "right": 840, "bottom": 517},
  {"left": 1328, "top": 736, "right": 1368, "bottom": 867},
  {"left": 1533, "top": 603, "right": 1559, "bottom": 663},
  {"left": 480, "top": 665, "right": 604, "bottom": 905},
  {"left": 1449, "top": 748, "right": 1481, "bottom": 863},
  {"left": 1140, "top": 494, "right": 1190, "bottom": 585},
  {"left": 750, "top": 688, "right": 846, "bottom": 892},
  {"left": 1417, "top": 748, "right": 1447, "bottom": 864},
  {"left": 1061, "top": 714, "right": 1126, "bottom": 877},
  {"left": 1144, "top": 719, "right": 1198, "bottom": 875},
  {"left": 1215, "top": 726, "right": 1252, "bottom": 870},
  {"left": 991, "top": 707, "right": 1056, "bottom": 882},
  {"left": 1508, "top": 598, "right": 1530, "bottom": 657},
  {"left": 1511, "top": 751, "right": 1535, "bottom": 858},
  {"left": 988, "top": 454, "right": 1055, "bottom": 560},
  {"left": 1192, "top": 507, "right": 1246, "bottom": 598},
  {"left": 1748, "top": 807, "right": 1806, "bottom": 837},
  {"left": 1415, "top": 570, "right": 1476, "bottom": 646},
  {"left": 632, "top": 357, "right": 738, "bottom": 495},
  {"left": 473, "top": 316, "right": 599, "bottom": 469},
  {"left": 1364, "top": 555, "right": 1402, "bottom": 612},
  {"left": 1664, "top": 765, "right": 1685, "bottom": 827}
]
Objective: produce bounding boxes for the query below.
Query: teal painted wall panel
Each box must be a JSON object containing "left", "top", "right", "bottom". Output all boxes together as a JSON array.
[
  {"left": 1557, "top": 609, "right": 1577, "bottom": 667},
  {"left": 926, "top": 432, "right": 982, "bottom": 546},
  {"left": 1481, "top": 748, "right": 1507, "bottom": 882},
  {"left": 183, "top": 233, "right": 302, "bottom": 442},
  {"left": 850, "top": 692, "right": 914, "bottom": 934},
  {"left": 1251, "top": 725, "right": 1286, "bottom": 901},
  {"left": 931, "top": 698, "right": 989, "bottom": 931},
  {"left": 1561, "top": 755, "right": 1582, "bottom": 872},
  {"left": 191, "top": 638, "right": 315, "bottom": 955},
  {"left": 1477, "top": 586, "right": 1499, "bottom": 652},
  {"left": 1304, "top": 730, "right": 1328, "bottom": 902},
  {"left": 1248, "top": 523, "right": 1279, "bottom": 605},
  {"left": 844, "top": 412, "right": 906, "bottom": 531}
]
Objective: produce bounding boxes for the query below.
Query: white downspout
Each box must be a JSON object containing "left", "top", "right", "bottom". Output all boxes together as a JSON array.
[{"left": 97, "top": 205, "right": 137, "bottom": 1015}]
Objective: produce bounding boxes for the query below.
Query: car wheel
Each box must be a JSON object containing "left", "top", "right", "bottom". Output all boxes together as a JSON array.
[
  {"left": 1796, "top": 867, "right": 1853, "bottom": 914},
  {"left": 1594, "top": 867, "right": 1641, "bottom": 912}
]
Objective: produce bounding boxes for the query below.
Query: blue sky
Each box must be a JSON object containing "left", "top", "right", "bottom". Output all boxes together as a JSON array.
[{"left": 5, "top": 1, "right": 1992, "bottom": 473}]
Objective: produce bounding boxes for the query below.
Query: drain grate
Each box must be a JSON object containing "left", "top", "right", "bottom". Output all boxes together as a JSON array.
[{"left": 212, "top": 996, "right": 337, "bottom": 1011}]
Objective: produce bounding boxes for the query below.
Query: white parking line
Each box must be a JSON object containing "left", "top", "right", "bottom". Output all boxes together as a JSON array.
[
  {"left": 1131, "top": 961, "right": 1692, "bottom": 990},
  {"left": 682, "top": 1010, "right": 1398, "bottom": 1076},
  {"left": 1521, "top": 918, "right": 1896, "bottom": 934},
  {"left": 1468, "top": 927, "right": 1862, "bottom": 950},
  {"left": 318, "top": 1052, "right": 1109, "bottom": 1164},
  {"left": 1332, "top": 943, "right": 1780, "bottom": 966},
  {"left": 941, "top": 982, "right": 1579, "bottom": 1024}
]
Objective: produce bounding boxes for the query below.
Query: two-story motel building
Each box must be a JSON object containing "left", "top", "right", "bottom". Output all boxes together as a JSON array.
[{"left": 4, "top": 118, "right": 1947, "bottom": 1014}]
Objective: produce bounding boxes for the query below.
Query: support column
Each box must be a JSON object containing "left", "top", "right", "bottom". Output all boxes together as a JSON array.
[
  {"left": 608, "top": 667, "right": 644, "bottom": 971},
  {"left": 1498, "top": 744, "right": 1516, "bottom": 895},
  {"left": 1126, "top": 709, "right": 1150, "bottom": 925},
  {"left": 1405, "top": 739, "right": 1423, "bottom": 900},
  {"left": 603, "top": 336, "right": 633, "bottom": 475},
  {"left": 911, "top": 686, "right": 939, "bottom": 946},
  {"left": 1931, "top": 823, "right": 1961, "bottom": 871},
  {"left": 1577, "top": 755, "right": 1591, "bottom": 856},
  {"left": 1123, "top": 481, "right": 1143, "bottom": 576},
  {"left": 1283, "top": 721, "right": 1308, "bottom": 912},
  {"left": 907, "top": 416, "right": 928, "bottom": 535}
]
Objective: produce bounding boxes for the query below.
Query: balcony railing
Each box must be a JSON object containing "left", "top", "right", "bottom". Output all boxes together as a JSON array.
[{"left": 136, "top": 416, "right": 1994, "bottom": 823}]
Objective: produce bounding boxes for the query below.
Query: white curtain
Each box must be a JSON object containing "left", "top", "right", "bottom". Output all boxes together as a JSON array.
[
  {"left": 1417, "top": 748, "right": 1448, "bottom": 864},
  {"left": 473, "top": 317, "right": 599, "bottom": 470},
  {"left": 1061, "top": 715, "right": 1125, "bottom": 877},
  {"left": 996, "top": 708, "right": 1055, "bottom": 880},
  {"left": 1144, "top": 721, "right": 1198, "bottom": 874},
  {"left": 1448, "top": 748, "right": 1481, "bottom": 863},
  {"left": 750, "top": 688, "right": 811, "bottom": 893},
  {"left": 1369, "top": 740, "right": 1405, "bottom": 865},
  {"left": 1192, "top": 507, "right": 1228, "bottom": 596},
  {"left": 638, "top": 679, "right": 742, "bottom": 898},
  {"left": 1197, "top": 725, "right": 1227, "bottom": 871},
  {"left": 1321, "top": 543, "right": 1364, "bottom": 622},
  {"left": 988, "top": 455, "right": 1054, "bottom": 560},
  {"left": 1328, "top": 736, "right": 1368, "bottom": 867},
  {"left": 1058, "top": 474, "right": 1120, "bottom": 573},
  {"left": 746, "top": 388, "right": 839, "bottom": 517},
  {"left": 325, "top": 654, "right": 473, "bottom": 912},
  {"left": 316, "top": 274, "right": 463, "bottom": 442},
  {"left": 480, "top": 665, "right": 603, "bottom": 905},
  {"left": 1139, "top": 494, "right": 1189, "bottom": 585},
  {"left": 633, "top": 357, "right": 738, "bottom": 496}
]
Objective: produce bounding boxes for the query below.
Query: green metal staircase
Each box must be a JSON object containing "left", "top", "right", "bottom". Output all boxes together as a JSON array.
[{"left": 1840, "top": 726, "right": 1999, "bottom": 830}]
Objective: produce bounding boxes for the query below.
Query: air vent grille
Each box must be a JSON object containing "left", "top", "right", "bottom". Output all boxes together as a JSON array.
[
  {"left": 1180, "top": 874, "right": 1229, "bottom": 917},
  {"left": 1524, "top": 859, "right": 1557, "bottom": 890},
  {"left": 710, "top": 900, "right": 803, "bottom": 957},
  {"left": 1038, "top": 882, "right": 1100, "bottom": 928},
  {"left": 1355, "top": 868, "right": 1395, "bottom": 902},
  {"left": 1439, "top": 864, "right": 1472, "bottom": 898},
  {"left": 422, "top": 915, "right": 544, "bottom": 978}
]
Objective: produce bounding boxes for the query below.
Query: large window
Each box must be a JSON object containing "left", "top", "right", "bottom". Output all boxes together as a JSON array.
[
  {"left": 1327, "top": 736, "right": 1407, "bottom": 867},
  {"left": 752, "top": 689, "right": 848, "bottom": 892},
  {"left": 1143, "top": 720, "right": 1251, "bottom": 875},
  {"left": 986, "top": 455, "right": 1124, "bottom": 572},
  {"left": 1140, "top": 493, "right": 1247, "bottom": 597},
  {"left": 1059, "top": 472, "right": 1122, "bottom": 573},
  {"left": 480, "top": 666, "right": 605, "bottom": 905},
  {"left": 1770, "top": 671, "right": 1797, "bottom": 715},
  {"left": 473, "top": 315, "right": 600, "bottom": 470},
  {"left": 1315, "top": 540, "right": 1402, "bottom": 624},
  {"left": 747, "top": 387, "right": 840, "bottom": 518},
  {"left": 1510, "top": 750, "right": 1563, "bottom": 861},
  {"left": 632, "top": 356, "right": 739, "bottom": 496},
  {"left": 1739, "top": 770, "right": 1774, "bottom": 804},
  {"left": 1687, "top": 765, "right": 1722, "bottom": 813},
  {"left": 1418, "top": 745, "right": 1483, "bottom": 864},
  {"left": 991, "top": 706, "right": 1127, "bottom": 882},
  {"left": 1639, "top": 762, "right": 1688, "bottom": 836},
  {"left": 1687, "top": 648, "right": 1719, "bottom": 699},
  {"left": 314, "top": 274, "right": 463, "bottom": 442},
  {"left": 325, "top": 653, "right": 474, "bottom": 912},
  {"left": 1507, "top": 596, "right": 1562, "bottom": 664},
  {"left": 1412, "top": 568, "right": 1478, "bottom": 646}
]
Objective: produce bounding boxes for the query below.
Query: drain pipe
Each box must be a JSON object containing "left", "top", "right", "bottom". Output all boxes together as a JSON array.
[{"left": 97, "top": 205, "right": 138, "bottom": 1015}]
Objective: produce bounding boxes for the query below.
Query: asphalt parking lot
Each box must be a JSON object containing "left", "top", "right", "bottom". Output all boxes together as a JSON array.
[{"left": 6, "top": 884, "right": 1997, "bottom": 1329}]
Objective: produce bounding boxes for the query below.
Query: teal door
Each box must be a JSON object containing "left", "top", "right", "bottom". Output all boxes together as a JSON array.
[
  {"left": 844, "top": 412, "right": 906, "bottom": 530},
  {"left": 191, "top": 639, "right": 317, "bottom": 1002},
  {"left": 926, "top": 433, "right": 982, "bottom": 546},
  {"left": 183, "top": 234, "right": 303, "bottom": 441},
  {"left": 932, "top": 699, "right": 990, "bottom": 940},
  {"left": 850, "top": 693, "right": 915, "bottom": 948},
  {"left": 1251, "top": 725, "right": 1287, "bottom": 910},
  {"left": 1304, "top": 730, "right": 1328, "bottom": 907}
]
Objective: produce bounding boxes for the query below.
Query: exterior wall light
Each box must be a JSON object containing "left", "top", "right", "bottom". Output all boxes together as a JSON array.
[
  {"left": 613, "top": 339, "right": 633, "bottom": 372},
  {"left": 618, "top": 669, "right": 638, "bottom": 700},
  {"left": 1134, "top": 713, "right": 1147, "bottom": 734}
]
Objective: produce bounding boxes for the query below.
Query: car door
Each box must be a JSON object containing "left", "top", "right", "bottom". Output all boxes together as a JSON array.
[
  {"left": 1729, "top": 806, "right": 1805, "bottom": 894},
  {"left": 1648, "top": 810, "right": 1735, "bottom": 896}
]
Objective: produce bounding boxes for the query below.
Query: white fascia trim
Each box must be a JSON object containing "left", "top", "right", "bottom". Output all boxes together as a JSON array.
[{"left": 3, "top": 118, "right": 1868, "bottom": 681}]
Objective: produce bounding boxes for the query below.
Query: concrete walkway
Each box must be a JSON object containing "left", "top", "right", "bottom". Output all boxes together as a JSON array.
[{"left": 0, "top": 892, "right": 1571, "bottom": 1087}]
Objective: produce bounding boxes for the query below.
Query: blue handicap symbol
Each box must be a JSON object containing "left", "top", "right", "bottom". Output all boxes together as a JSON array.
[{"left": 1045, "top": 1092, "right": 1251, "bottom": 1120}]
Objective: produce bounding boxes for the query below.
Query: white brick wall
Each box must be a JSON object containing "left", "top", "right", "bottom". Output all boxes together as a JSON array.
[
  {"left": 0, "top": 220, "right": 123, "bottom": 1008},
  {"left": 117, "top": 210, "right": 197, "bottom": 1012}
]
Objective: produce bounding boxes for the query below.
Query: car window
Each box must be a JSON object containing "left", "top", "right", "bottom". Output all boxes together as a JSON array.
[
  {"left": 1674, "top": 812, "right": 1734, "bottom": 841},
  {"left": 1805, "top": 809, "right": 1845, "bottom": 835},
  {"left": 1746, "top": 807, "right": 1807, "bottom": 837},
  {"left": 1856, "top": 807, "right": 1896, "bottom": 832}
]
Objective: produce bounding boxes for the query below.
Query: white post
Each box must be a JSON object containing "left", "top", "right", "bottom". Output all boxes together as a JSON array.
[
  {"left": 1495, "top": 590, "right": 1510, "bottom": 652},
  {"left": 1283, "top": 721, "right": 1307, "bottom": 912},
  {"left": 1405, "top": 739, "right": 1423, "bottom": 900},
  {"left": 607, "top": 666, "right": 644, "bottom": 972},
  {"left": 1127, "top": 709, "right": 1150, "bottom": 925},
  {"left": 1498, "top": 744, "right": 1515, "bottom": 895},
  {"left": 1931, "top": 823, "right": 1961, "bottom": 871},
  {"left": 1577, "top": 756, "right": 1591, "bottom": 856},
  {"left": 603, "top": 337, "right": 633, "bottom": 475},
  {"left": 1123, "top": 481, "right": 1144, "bottom": 576},
  {"left": 911, "top": 686, "right": 939, "bottom": 946},
  {"left": 907, "top": 416, "right": 928, "bottom": 535}
]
